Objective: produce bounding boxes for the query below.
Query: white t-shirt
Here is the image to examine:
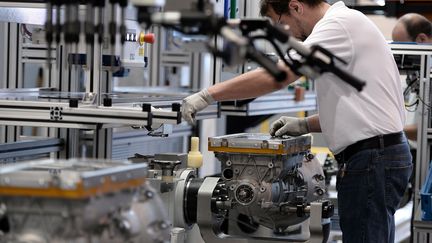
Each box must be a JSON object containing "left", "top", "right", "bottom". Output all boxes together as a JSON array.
[{"left": 303, "top": 1, "right": 405, "bottom": 153}]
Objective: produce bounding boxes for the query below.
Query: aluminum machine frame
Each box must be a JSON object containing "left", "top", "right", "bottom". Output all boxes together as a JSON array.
[
  {"left": 0, "top": 1, "right": 219, "bottom": 161},
  {"left": 390, "top": 43, "right": 432, "bottom": 242}
]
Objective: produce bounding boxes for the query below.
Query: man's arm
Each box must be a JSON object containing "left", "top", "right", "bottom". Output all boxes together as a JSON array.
[
  {"left": 306, "top": 114, "right": 322, "bottom": 133},
  {"left": 181, "top": 62, "right": 299, "bottom": 124},
  {"left": 404, "top": 124, "right": 417, "bottom": 141},
  {"left": 208, "top": 63, "right": 298, "bottom": 101}
]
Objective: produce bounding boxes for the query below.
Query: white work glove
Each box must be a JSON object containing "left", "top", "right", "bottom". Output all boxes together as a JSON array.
[
  {"left": 181, "top": 89, "right": 215, "bottom": 124},
  {"left": 269, "top": 116, "right": 309, "bottom": 137}
]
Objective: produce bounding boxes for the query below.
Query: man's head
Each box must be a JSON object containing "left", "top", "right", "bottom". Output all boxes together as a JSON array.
[
  {"left": 260, "top": 0, "right": 328, "bottom": 41},
  {"left": 392, "top": 13, "right": 432, "bottom": 43}
]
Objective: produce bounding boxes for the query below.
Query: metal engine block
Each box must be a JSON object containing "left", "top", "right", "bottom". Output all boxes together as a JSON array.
[
  {"left": 208, "top": 133, "right": 326, "bottom": 233},
  {"left": 0, "top": 159, "right": 170, "bottom": 243}
]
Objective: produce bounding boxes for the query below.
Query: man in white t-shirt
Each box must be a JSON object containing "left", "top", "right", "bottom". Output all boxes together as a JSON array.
[{"left": 181, "top": 1, "right": 412, "bottom": 242}]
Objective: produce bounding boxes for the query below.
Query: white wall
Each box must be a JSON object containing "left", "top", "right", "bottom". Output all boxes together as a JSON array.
[{"left": 367, "top": 14, "right": 398, "bottom": 41}]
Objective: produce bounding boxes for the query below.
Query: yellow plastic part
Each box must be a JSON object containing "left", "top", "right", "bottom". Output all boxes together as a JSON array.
[
  {"left": 259, "top": 119, "right": 270, "bottom": 133},
  {"left": 311, "top": 146, "right": 334, "bottom": 158},
  {"left": 188, "top": 137, "right": 203, "bottom": 168},
  {"left": 139, "top": 32, "right": 145, "bottom": 46},
  {"left": 297, "top": 111, "right": 306, "bottom": 118}
]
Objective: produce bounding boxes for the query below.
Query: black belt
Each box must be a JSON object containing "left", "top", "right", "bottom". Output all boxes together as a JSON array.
[{"left": 334, "top": 132, "right": 405, "bottom": 163}]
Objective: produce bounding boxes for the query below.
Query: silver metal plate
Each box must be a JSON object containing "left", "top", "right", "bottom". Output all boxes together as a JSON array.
[
  {"left": 0, "top": 6, "right": 47, "bottom": 25},
  {"left": 0, "top": 159, "right": 147, "bottom": 190},
  {"left": 208, "top": 133, "right": 311, "bottom": 151}
]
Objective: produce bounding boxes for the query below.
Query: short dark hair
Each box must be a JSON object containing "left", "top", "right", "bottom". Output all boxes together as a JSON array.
[
  {"left": 260, "top": 0, "right": 325, "bottom": 16},
  {"left": 400, "top": 14, "right": 432, "bottom": 41}
]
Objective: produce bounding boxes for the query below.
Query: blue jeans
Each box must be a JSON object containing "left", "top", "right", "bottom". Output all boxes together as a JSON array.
[{"left": 336, "top": 141, "right": 412, "bottom": 243}]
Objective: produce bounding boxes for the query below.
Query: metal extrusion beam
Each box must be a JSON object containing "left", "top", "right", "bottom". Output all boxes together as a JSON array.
[
  {"left": 0, "top": 137, "right": 63, "bottom": 160},
  {"left": 0, "top": 99, "right": 182, "bottom": 129}
]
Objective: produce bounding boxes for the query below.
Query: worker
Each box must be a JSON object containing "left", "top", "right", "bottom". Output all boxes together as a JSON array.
[
  {"left": 181, "top": 1, "right": 412, "bottom": 242},
  {"left": 392, "top": 13, "right": 432, "bottom": 44}
]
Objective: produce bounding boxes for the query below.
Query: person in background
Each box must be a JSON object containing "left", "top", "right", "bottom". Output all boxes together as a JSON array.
[
  {"left": 392, "top": 13, "right": 432, "bottom": 44},
  {"left": 182, "top": 1, "right": 412, "bottom": 242}
]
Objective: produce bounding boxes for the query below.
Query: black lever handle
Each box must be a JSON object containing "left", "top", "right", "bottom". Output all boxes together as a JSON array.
[{"left": 247, "top": 47, "right": 287, "bottom": 82}]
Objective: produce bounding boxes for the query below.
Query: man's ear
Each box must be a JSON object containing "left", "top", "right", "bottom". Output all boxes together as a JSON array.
[
  {"left": 416, "top": 33, "right": 429, "bottom": 43},
  {"left": 288, "top": 0, "right": 304, "bottom": 15}
]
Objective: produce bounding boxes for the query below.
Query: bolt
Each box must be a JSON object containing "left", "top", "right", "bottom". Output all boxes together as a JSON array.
[
  {"left": 120, "top": 220, "right": 131, "bottom": 231},
  {"left": 306, "top": 153, "right": 314, "bottom": 161},
  {"left": 160, "top": 221, "right": 169, "bottom": 229},
  {"left": 145, "top": 190, "right": 154, "bottom": 199}
]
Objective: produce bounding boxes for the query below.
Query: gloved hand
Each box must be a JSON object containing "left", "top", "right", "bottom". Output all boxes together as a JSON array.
[
  {"left": 181, "top": 89, "right": 215, "bottom": 124},
  {"left": 269, "top": 116, "right": 309, "bottom": 137}
]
